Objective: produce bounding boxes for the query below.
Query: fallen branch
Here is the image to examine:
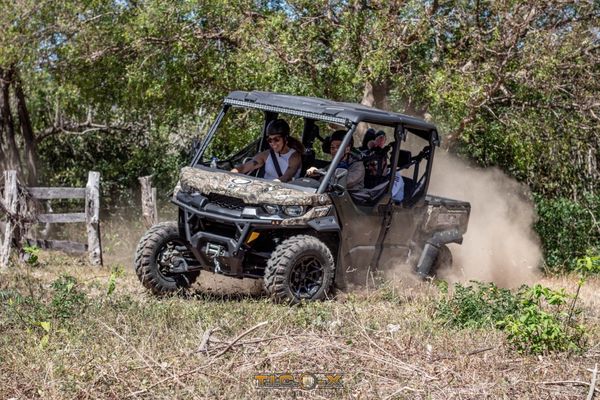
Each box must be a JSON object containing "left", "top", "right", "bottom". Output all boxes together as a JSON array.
[
  {"left": 127, "top": 321, "right": 270, "bottom": 398},
  {"left": 536, "top": 380, "right": 599, "bottom": 393},
  {"left": 202, "top": 335, "right": 284, "bottom": 352},
  {"left": 197, "top": 327, "right": 221, "bottom": 353},
  {"left": 202, "top": 333, "right": 346, "bottom": 352},
  {"left": 466, "top": 346, "right": 495, "bottom": 356},
  {"left": 384, "top": 385, "right": 424, "bottom": 400},
  {"left": 213, "top": 320, "right": 269, "bottom": 358}
]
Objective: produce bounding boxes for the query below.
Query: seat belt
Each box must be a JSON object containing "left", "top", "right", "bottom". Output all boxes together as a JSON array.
[{"left": 269, "top": 148, "right": 284, "bottom": 178}]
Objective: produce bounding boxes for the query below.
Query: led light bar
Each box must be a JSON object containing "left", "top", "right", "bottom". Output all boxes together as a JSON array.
[{"left": 224, "top": 98, "right": 350, "bottom": 127}]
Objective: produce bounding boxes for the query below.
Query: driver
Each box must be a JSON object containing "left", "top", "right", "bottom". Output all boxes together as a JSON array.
[
  {"left": 306, "top": 130, "right": 365, "bottom": 190},
  {"left": 231, "top": 119, "right": 303, "bottom": 182}
]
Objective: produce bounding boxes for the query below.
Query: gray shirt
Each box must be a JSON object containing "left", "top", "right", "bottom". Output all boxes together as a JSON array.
[{"left": 346, "top": 159, "right": 365, "bottom": 190}]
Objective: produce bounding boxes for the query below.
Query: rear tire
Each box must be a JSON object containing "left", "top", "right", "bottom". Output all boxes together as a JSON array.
[
  {"left": 134, "top": 221, "right": 199, "bottom": 295},
  {"left": 264, "top": 235, "right": 334, "bottom": 304}
]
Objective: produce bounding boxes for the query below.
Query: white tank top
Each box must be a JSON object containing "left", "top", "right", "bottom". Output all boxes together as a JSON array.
[{"left": 264, "top": 148, "right": 300, "bottom": 180}]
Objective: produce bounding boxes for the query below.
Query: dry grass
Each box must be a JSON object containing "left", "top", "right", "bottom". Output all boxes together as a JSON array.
[{"left": 1, "top": 251, "right": 600, "bottom": 400}]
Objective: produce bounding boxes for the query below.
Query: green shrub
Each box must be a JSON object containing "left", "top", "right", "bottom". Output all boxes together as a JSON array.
[
  {"left": 106, "top": 265, "right": 126, "bottom": 296},
  {"left": 499, "top": 284, "right": 586, "bottom": 355},
  {"left": 576, "top": 254, "right": 600, "bottom": 274},
  {"left": 436, "top": 281, "right": 521, "bottom": 329},
  {"left": 50, "top": 275, "right": 87, "bottom": 319},
  {"left": 534, "top": 194, "right": 600, "bottom": 272},
  {"left": 22, "top": 246, "right": 40, "bottom": 266},
  {"left": 436, "top": 281, "right": 586, "bottom": 355}
]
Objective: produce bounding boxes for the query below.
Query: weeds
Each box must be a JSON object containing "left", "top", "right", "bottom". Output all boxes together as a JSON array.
[
  {"left": 50, "top": 275, "right": 87, "bottom": 319},
  {"left": 22, "top": 245, "right": 40, "bottom": 267},
  {"left": 576, "top": 252, "right": 600, "bottom": 274},
  {"left": 436, "top": 281, "right": 520, "bottom": 329},
  {"left": 106, "top": 264, "right": 125, "bottom": 296},
  {"left": 2, "top": 254, "right": 600, "bottom": 399},
  {"left": 436, "top": 281, "right": 587, "bottom": 355},
  {"left": 500, "top": 284, "right": 586, "bottom": 354}
]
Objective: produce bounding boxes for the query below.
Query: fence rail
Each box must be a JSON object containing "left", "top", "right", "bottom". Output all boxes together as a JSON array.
[
  {"left": 0, "top": 170, "right": 102, "bottom": 268},
  {"left": 28, "top": 187, "right": 86, "bottom": 200}
]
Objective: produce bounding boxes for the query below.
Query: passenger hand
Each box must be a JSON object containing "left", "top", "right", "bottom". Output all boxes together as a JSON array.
[
  {"left": 306, "top": 167, "right": 319, "bottom": 177},
  {"left": 306, "top": 167, "right": 326, "bottom": 177}
]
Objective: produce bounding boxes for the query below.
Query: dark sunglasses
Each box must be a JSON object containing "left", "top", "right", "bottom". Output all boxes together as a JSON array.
[{"left": 267, "top": 136, "right": 283, "bottom": 143}]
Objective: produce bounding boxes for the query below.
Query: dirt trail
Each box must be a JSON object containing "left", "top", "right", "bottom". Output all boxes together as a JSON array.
[{"left": 100, "top": 210, "right": 263, "bottom": 295}]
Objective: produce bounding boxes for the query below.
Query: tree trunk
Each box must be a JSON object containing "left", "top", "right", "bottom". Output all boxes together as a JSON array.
[
  {"left": 14, "top": 72, "right": 39, "bottom": 185},
  {"left": 359, "top": 80, "right": 391, "bottom": 138},
  {"left": 0, "top": 67, "right": 22, "bottom": 175},
  {"left": 0, "top": 126, "right": 7, "bottom": 172},
  {"left": 361, "top": 80, "right": 390, "bottom": 110}
]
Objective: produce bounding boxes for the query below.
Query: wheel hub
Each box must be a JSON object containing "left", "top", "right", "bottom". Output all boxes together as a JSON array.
[{"left": 289, "top": 256, "right": 324, "bottom": 299}]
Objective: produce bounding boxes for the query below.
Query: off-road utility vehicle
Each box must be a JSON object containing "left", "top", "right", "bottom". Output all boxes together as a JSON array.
[{"left": 135, "top": 91, "right": 470, "bottom": 303}]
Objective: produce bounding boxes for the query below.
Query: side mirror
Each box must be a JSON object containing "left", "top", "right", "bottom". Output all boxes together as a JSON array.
[{"left": 331, "top": 168, "right": 348, "bottom": 191}]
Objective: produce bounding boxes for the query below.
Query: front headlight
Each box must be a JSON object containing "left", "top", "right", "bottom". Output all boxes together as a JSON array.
[
  {"left": 263, "top": 204, "right": 280, "bottom": 215},
  {"left": 282, "top": 205, "right": 306, "bottom": 217}
]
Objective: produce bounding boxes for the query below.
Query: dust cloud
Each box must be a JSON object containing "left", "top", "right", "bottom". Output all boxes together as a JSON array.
[{"left": 428, "top": 151, "right": 543, "bottom": 287}]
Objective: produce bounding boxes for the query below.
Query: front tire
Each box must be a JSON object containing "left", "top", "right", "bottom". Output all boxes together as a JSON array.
[
  {"left": 134, "top": 221, "right": 199, "bottom": 295},
  {"left": 264, "top": 235, "right": 335, "bottom": 304}
]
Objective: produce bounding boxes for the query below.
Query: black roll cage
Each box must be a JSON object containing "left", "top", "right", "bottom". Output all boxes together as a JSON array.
[{"left": 190, "top": 101, "right": 438, "bottom": 203}]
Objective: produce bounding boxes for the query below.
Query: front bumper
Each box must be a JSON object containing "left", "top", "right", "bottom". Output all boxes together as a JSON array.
[{"left": 172, "top": 191, "right": 334, "bottom": 278}]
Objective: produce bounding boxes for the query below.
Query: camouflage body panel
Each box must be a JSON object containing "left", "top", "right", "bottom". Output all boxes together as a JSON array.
[
  {"left": 280, "top": 205, "right": 332, "bottom": 226},
  {"left": 179, "top": 167, "right": 332, "bottom": 207}
]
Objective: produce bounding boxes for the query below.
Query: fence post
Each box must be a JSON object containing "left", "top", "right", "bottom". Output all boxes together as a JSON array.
[
  {"left": 0, "top": 171, "right": 18, "bottom": 268},
  {"left": 139, "top": 175, "right": 158, "bottom": 228},
  {"left": 85, "top": 171, "right": 102, "bottom": 266}
]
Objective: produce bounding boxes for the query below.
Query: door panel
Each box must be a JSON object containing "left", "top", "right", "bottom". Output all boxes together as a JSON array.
[
  {"left": 379, "top": 203, "right": 427, "bottom": 271},
  {"left": 332, "top": 193, "right": 385, "bottom": 286}
]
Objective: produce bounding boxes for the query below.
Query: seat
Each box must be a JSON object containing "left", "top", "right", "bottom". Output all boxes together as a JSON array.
[
  {"left": 363, "top": 146, "right": 392, "bottom": 189},
  {"left": 397, "top": 149, "right": 412, "bottom": 169},
  {"left": 349, "top": 179, "right": 390, "bottom": 206}
]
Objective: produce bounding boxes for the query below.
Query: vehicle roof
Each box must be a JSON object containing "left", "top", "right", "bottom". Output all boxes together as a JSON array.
[{"left": 224, "top": 91, "right": 438, "bottom": 142}]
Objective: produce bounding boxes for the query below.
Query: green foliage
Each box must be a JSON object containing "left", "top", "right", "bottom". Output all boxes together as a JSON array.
[
  {"left": 3, "top": 290, "right": 50, "bottom": 329},
  {"left": 22, "top": 246, "right": 40, "bottom": 266},
  {"left": 106, "top": 265, "right": 126, "bottom": 296},
  {"left": 576, "top": 254, "right": 600, "bottom": 274},
  {"left": 436, "top": 282, "right": 521, "bottom": 329},
  {"left": 36, "top": 321, "right": 51, "bottom": 349},
  {"left": 38, "top": 129, "right": 185, "bottom": 204},
  {"left": 50, "top": 275, "right": 87, "bottom": 319},
  {"left": 499, "top": 284, "right": 586, "bottom": 355},
  {"left": 436, "top": 281, "right": 587, "bottom": 355},
  {"left": 534, "top": 194, "right": 600, "bottom": 272},
  {"left": 292, "top": 301, "right": 333, "bottom": 330}
]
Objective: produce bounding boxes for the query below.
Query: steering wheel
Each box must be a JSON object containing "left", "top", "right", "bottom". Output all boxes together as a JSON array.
[{"left": 291, "top": 176, "right": 321, "bottom": 189}]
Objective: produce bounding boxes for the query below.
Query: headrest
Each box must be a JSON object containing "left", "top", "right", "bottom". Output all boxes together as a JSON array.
[{"left": 397, "top": 149, "right": 412, "bottom": 167}]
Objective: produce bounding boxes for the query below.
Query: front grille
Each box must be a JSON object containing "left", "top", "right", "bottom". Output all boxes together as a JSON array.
[{"left": 207, "top": 193, "right": 246, "bottom": 210}]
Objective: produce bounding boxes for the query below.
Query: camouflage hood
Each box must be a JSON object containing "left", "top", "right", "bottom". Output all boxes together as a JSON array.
[{"left": 178, "top": 166, "right": 332, "bottom": 206}]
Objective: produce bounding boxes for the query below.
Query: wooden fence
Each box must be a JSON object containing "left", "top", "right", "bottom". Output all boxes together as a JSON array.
[
  {"left": 0, "top": 170, "right": 102, "bottom": 268},
  {"left": 138, "top": 175, "right": 158, "bottom": 228}
]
